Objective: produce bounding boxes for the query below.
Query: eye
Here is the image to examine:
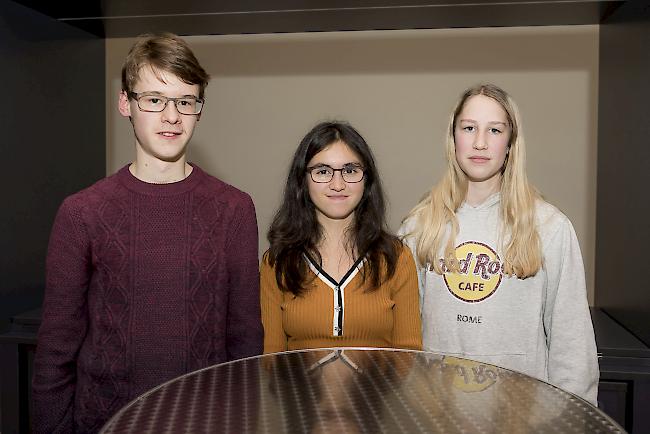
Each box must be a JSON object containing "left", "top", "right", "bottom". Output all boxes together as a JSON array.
[
  {"left": 314, "top": 166, "right": 333, "bottom": 176},
  {"left": 342, "top": 165, "right": 361, "bottom": 175},
  {"left": 144, "top": 96, "right": 163, "bottom": 105},
  {"left": 489, "top": 127, "right": 502, "bottom": 134},
  {"left": 462, "top": 126, "right": 475, "bottom": 132},
  {"left": 178, "top": 99, "right": 196, "bottom": 107}
]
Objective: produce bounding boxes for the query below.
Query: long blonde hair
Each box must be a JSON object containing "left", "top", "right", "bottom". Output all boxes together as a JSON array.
[{"left": 406, "top": 84, "right": 542, "bottom": 278}]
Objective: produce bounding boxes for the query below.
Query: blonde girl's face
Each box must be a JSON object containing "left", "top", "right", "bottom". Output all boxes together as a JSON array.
[{"left": 454, "top": 94, "right": 511, "bottom": 188}]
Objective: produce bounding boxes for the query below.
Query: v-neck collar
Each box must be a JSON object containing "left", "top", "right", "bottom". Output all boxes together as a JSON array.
[
  {"left": 303, "top": 252, "right": 365, "bottom": 337},
  {"left": 303, "top": 252, "right": 365, "bottom": 289}
]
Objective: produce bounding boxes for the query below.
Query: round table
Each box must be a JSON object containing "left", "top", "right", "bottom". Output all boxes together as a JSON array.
[{"left": 100, "top": 348, "right": 623, "bottom": 433}]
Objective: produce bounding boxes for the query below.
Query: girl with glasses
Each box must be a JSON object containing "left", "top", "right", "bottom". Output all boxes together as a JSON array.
[{"left": 261, "top": 121, "right": 422, "bottom": 353}]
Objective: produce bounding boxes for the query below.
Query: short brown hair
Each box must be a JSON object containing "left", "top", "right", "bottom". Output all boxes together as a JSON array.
[{"left": 121, "top": 33, "right": 210, "bottom": 99}]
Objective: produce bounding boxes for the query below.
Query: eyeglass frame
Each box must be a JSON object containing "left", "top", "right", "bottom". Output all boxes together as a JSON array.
[
  {"left": 127, "top": 91, "right": 205, "bottom": 115},
  {"left": 306, "top": 164, "right": 365, "bottom": 183}
]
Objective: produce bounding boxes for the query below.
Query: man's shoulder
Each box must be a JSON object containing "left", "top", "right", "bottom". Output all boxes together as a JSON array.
[
  {"left": 60, "top": 170, "right": 126, "bottom": 211},
  {"left": 194, "top": 166, "right": 254, "bottom": 207}
]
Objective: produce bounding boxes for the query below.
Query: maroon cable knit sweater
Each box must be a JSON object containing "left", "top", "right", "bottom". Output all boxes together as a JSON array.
[{"left": 32, "top": 164, "right": 263, "bottom": 434}]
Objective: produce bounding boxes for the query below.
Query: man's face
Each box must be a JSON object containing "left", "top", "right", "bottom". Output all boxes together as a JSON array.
[{"left": 118, "top": 66, "right": 201, "bottom": 163}]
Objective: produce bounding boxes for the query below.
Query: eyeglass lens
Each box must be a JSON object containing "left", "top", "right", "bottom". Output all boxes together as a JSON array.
[
  {"left": 310, "top": 165, "right": 364, "bottom": 183},
  {"left": 137, "top": 95, "right": 203, "bottom": 115}
]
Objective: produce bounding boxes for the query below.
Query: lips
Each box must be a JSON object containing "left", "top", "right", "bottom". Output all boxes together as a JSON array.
[
  {"left": 158, "top": 131, "right": 182, "bottom": 138},
  {"left": 469, "top": 156, "right": 490, "bottom": 163},
  {"left": 327, "top": 195, "right": 349, "bottom": 200}
]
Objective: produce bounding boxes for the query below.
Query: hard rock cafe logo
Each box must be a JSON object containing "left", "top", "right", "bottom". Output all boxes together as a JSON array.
[
  {"left": 439, "top": 241, "right": 503, "bottom": 303},
  {"left": 444, "top": 356, "right": 498, "bottom": 392}
]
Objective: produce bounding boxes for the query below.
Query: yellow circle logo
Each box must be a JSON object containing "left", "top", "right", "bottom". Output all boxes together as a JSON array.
[
  {"left": 444, "top": 356, "right": 498, "bottom": 393},
  {"left": 442, "top": 241, "right": 502, "bottom": 303}
]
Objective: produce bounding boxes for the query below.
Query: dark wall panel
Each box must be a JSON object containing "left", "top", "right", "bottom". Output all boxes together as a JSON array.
[
  {"left": 10, "top": 0, "right": 625, "bottom": 37},
  {"left": 596, "top": 0, "right": 650, "bottom": 345},
  {"left": 0, "top": 1, "right": 105, "bottom": 331}
]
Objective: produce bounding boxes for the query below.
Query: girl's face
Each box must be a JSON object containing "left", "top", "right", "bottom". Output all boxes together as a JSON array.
[
  {"left": 306, "top": 140, "right": 365, "bottom": 226},
  {"left": 454, "top": 95, "right": 511, "bottom": 188}
]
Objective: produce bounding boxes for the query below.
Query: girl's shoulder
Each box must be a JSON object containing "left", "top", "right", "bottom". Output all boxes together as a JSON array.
[
  {"left": 534, "top": 199, "right": 576, "bottom": 243},
  {"left": 397, "top": 215, "right": 418, "bottom": 240},
  {"left": 394, "top": 238, "right": 414, "bottom": 259},
  {"left": 534, "top": 199, "right": 571, "bottom": 226}
]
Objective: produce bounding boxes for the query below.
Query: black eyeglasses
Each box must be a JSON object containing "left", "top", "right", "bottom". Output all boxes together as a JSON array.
[
  {"left": 307, "top": 164, "right": 365, "bottom": 183},
  {"left": 128, "top": 91, "right": 204, "bottom": 115}
]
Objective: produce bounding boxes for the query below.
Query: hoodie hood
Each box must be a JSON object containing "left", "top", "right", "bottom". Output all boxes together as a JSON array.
[{"left": 458, "top": 192, "right": 501, "bottom": 214}]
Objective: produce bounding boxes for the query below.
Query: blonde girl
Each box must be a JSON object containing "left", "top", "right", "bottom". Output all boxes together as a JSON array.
[{"left": 400, "top": 84, "right": 599, "bottom": 405}]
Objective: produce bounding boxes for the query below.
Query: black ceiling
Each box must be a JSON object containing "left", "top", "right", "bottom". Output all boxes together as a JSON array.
[{"left": 13, "top": 0, "right": 625, "bottom": 37}]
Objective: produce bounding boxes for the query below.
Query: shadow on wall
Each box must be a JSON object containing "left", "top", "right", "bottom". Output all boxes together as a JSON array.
[{"left": 190, "top": 29, "right": 597, "bottom": 76}]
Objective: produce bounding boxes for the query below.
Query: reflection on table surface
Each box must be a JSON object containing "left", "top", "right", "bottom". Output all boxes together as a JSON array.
[{"left": 100, "top": 348, "right": 623, "bottom": 434}]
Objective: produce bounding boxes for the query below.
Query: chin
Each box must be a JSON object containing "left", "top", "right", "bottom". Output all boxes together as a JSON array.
[
  {"left": 463, "top": 168, "right": 494, "bottom": 180},
  {"left": 156, "top": 154, "right": 186, "bottom": 163},
  {"left": 327, "top": 213, "right": 353, "bottom": 220},
  {"left": 319, "top": 210, "right": 356, "bottom": 221},
  {"left": 151, "top": 146, "right": 189, "bottom": 162}
]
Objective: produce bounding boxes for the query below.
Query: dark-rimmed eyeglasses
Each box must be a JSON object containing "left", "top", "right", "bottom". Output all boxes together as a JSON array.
[
  {"left": 307, "top": 164, "right": 365, "bottom": 183},
  {"left": 128, "top": 91, "right": 204, "bottom": 115}
]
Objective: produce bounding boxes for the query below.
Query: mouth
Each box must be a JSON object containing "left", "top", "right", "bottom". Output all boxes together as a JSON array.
[
  {"left": 158, "top": 131, "right": 182, "bottom": 138},
  {"left": 469, "top": 156, "right": 490, "bottom": 163},
  {"left": 327, "top": 195, "right": 349, "bottom": 200}
]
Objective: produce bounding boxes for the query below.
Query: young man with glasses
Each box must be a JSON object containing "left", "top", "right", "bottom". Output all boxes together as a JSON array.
[{"left": 32, "top": 33, "right": 263, "bottom": 433}]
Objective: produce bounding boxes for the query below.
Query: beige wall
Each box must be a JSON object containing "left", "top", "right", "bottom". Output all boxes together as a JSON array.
[{"left": 106, "top": 25, "right": 599, "bottom": 303}]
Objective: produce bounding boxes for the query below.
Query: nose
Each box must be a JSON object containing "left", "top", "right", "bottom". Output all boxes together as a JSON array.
[
  {"left": 161, "top": 100, "right": 181, "bottom": 124},
  {"left": 473, "top": 130, "right": 488, "bottom": 150},
  {"left": 329, "top": 171, "right": 346, "bottom": 191}
]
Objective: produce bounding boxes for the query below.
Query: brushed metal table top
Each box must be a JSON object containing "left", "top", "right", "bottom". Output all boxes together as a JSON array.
[{"left": 100, "top": 348, "right": 623, "bottom": 433}]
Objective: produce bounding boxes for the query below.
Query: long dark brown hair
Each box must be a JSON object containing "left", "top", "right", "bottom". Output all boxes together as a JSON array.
[{"left": 265, "top": 121, "right": 400, "bottom": 296}]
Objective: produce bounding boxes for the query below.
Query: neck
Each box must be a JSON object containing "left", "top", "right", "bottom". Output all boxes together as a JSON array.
[
  {"left": 466, "top": 176, "right": 501, "bottom": 206},
  {"left": 316, "top": 213, "right": 355, "bottom": 254},
  {"left": 131, "top": 153, "right": 191, "bottom": 184}
]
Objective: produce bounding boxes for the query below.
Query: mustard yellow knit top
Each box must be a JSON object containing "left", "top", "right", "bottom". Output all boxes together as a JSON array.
[{"left": 261, "top": 244, "right": 422, "bottom": 354}]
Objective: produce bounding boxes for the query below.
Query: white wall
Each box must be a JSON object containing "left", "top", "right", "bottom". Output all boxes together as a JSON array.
[{"left": 106, "top": 25, "right": 598, "bottom": 302}]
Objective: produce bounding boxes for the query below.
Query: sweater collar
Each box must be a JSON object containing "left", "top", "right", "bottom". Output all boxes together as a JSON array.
[
  {"left": 459, "top": 192, "right": 501, "bottom": 212},
  {"left": 117, "top": 162, "right": 203, "bottom": 196}
]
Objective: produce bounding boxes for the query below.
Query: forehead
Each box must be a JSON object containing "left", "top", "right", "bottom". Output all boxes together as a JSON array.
[
  {"left": 458, "top": 94, "right": 508, "bottom": 122},
  {"left": 133, "top": 65, "right": 199, "bottom": 96},
  {"left": 308, "top": 140, "right": 362, "bottom": 165}
]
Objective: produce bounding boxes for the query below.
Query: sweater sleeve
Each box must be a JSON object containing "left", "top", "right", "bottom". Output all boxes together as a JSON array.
[
  {"left": 543, "top": 216, "right": 599, "bottom": 406},
  {"left": 32, "top": 198, "right": 91, "bottom": 434},
  {"left": 260, "top": 258, "right": 288, "bottom": 353},
  {"left": 390, "top": 245, "right": 423, "bottom": 350},
  {"left": 224, "top": 195, "right": 264, "bottom": 360}
]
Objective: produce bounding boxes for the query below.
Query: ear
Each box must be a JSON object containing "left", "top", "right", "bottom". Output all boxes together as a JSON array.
[{"left": 118, "top": 91, "right": 132, "bottom": 118}]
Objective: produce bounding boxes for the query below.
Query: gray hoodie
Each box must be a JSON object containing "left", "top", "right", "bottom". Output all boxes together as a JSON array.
[{"left": 399, "top": 193, "right": 599, "bottom": 405}]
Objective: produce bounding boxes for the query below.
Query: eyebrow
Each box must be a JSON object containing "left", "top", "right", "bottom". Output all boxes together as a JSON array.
[
  {"left": 310, "top": 162, "right": 362, "bottom": 167},
  {"left": 137, "top": 91, "right": 199, "bottom": 99},
  {"left": 458, "top": 119, "right": 508, "bottom": 127}
]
